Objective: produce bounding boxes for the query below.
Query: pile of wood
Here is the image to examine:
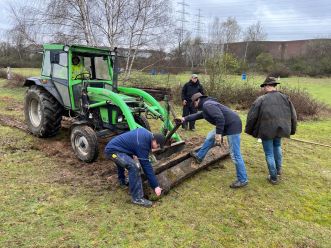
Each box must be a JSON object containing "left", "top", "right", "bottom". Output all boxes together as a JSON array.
[{"left": 134, "top": 86, "right": 172, "bottom": 101}]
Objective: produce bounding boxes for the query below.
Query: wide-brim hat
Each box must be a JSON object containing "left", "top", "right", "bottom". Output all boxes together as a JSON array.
[
  {"left": 191, "top": 92, "right": 203, "bottom": 102},
  {"left": 260, "top": 76, "right": 280, "bottom": 87}
]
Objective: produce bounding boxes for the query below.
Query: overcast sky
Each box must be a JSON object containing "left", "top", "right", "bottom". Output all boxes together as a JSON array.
[
  {"left": 173, "top": 0, "right": 331, "bottom": 41},
  {"left": 0, "top": 0, "right": 330, "bottom": 41}
]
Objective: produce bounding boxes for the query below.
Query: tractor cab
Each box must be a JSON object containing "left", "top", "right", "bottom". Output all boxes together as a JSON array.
[{"left": 41, "top": 44, "right": 117, "bottom": 111}]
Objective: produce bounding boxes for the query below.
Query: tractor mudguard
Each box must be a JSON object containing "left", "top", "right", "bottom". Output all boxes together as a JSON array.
[
  {"left": 70, "top": 120, "right": 91, "bottom": 131},
  {"left": 24, "top": 77, "right": 64, "bottom": 106}
]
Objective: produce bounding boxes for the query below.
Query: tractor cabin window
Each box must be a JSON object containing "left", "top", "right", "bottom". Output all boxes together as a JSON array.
[
  {"left": 42, "top": 51, "right": 51, "bottom": 77},
  {"left": 53, "top": 53, "right": 68, "bottom": 79},
  {"left": 95, "top": 56, "right": 111, "bottom": 80}
]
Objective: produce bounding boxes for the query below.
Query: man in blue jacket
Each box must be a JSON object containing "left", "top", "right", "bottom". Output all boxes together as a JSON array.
[
  {"left": 178, "top": 93, "right": 248, "bottom": 188},
  {"left": 104, "top": 128, "right": 165, "bottom": 207}
]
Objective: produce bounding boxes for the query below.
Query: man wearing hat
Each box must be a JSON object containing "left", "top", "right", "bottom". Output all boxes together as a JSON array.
[
  {"left": 104, "top": 128, "right": 165, "bottom": 207},
  {"left": 245, "top": 77, "right": 297, "bottom": 184},
  {"left": 181, "top": 74, "right": 205, "bottom": 131},
  {"left": 178, "top": 92, "right": 249, "bottom": 188}
]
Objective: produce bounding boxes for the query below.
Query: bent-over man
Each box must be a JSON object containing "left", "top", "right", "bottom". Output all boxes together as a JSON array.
[
  {"left": 104, "top": 128, "right": 165, "bottom": 207},
  {"left": 179, "top": 93, "right": 248, "bottom": 188}
]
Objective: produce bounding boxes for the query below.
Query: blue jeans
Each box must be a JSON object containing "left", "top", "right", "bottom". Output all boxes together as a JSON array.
[
  {"left": 196, "top": 129, "right": 248, "bottom": 183},
  {"left": 261, "top": 138, "right": 282, "bottom": 180},
  {"left": 115, "top": 153, "right": 144, "bottom": 201}
]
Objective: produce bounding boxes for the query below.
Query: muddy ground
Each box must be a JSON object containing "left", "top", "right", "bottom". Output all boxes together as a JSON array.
[{"left": 0, "top": 112, "right": 208, "bottom": 191}]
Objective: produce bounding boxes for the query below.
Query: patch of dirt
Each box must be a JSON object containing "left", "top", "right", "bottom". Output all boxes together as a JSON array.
[
  {"left": 0, "top": 113, "right": 29, "bottom": 132},
  {"left": 0, "top": 113, "right": 211, "bottom": 192},
  {"left": 0, "top": 96, "right": 24, "bottom": 112}
]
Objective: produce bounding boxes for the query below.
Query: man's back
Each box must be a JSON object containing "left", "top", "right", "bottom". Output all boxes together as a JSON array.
[{"left": 246, "top": 91, "right": 296, "bottom": 139}]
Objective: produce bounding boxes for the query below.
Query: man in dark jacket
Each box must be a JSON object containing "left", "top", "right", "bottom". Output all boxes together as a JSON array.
[
  {"left": 181, "top": 74, "right": 204, "bottom": 131},
  {"left": 178, "top": 93, "right": 248, "bottom": 188},
  {"left": 245, "top": 77, "right": 297, "bottom": 184},
  {"left": 104, "top": 128, "right": 165, "bottom": 207}
]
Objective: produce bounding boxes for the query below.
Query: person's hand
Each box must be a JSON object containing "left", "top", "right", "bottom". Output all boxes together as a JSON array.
[
  {"left": 182, "top": 100, "right": 187, "bottom": 106},
  {"left": 154, "top": 186, "right": 162, "bottom": 196},
  {"left": 215, "top": 134, "right": 223, "bottom": 146},
  {"left": 174, "top": 117, "right": 185, "bottom": 124}
]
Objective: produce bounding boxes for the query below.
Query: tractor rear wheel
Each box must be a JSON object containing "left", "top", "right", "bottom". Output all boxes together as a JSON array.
[
  {"left": 134, "top": 115, "right": 151, "bottom": 131},
  {"left": 24, "top": 85, "right": 63, "bottom": 137},
  {"left": 70, "top": 125, "right": 99, "bottom": 163}
]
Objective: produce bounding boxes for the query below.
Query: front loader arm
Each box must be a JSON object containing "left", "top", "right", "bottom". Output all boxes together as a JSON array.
[
  {"left": 118, "top": 86, "right": 181, "bottom": 141},
  {"left": 87, "top": 87, "right": 139, "bottom": 130}
]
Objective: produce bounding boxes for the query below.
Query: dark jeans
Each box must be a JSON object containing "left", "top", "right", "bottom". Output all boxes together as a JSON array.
[
  {"left": 114, "top": 152, "right": 144, "bottom": 201},
  {"left": 182, "top": 102, "right": 197, "bottom": 129},
  {"left": 261, "top": 138, "right": 282, "bottom": 180}
]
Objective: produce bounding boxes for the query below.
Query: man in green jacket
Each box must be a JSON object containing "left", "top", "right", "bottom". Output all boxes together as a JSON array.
[{"left": 245, "top": 77, "right": 297, "bottom": 184}]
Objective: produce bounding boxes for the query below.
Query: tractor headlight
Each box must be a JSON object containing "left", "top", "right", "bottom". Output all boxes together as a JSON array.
[
  {"left": 63, "top": 45, "right": 70, "bottom": 52},
  {"left": 117, "top": 115, "right": 123, "bottom": 122}
]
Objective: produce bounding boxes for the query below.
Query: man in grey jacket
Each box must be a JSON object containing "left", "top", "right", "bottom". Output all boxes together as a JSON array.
[{"left": 245, "top": 77, "right": 297, "bottom": 184}]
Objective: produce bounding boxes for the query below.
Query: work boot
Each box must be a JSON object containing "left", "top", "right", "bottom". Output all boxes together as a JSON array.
[
  {"left": 189, "top": 128, "right": 196, "bottom": 131},
  {"left": 267, "top": 175, "right": 279, "bottom": 185},
  {"left": 277, "top": 168, "right": 282, "bottom": 177},
  {"left": 229, "top": 180, "right": 248, "bottom": 188},
  {"left": 190, "top": 151, "right": 203, "bottom": 163},
  {"left": 132, "top": 198, "right": 153, "bottom": 208}
]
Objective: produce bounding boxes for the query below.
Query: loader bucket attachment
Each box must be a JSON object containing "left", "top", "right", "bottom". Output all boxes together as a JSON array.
[
  {"left": 153, "top": 140, "right": 186, "bottom": 160},
  {"left": 145, "top": 142, "right": 230, "bottom": 197}
]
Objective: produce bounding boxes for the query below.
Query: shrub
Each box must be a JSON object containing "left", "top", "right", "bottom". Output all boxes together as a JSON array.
[
  {"left": 280, "top": 87, "right": 327, "bottom": 120},
  {"left": 0, "top": 69, "right": 26, "bottom": 88},
  {"left": 256, "top": 52, "right": 274, "bottom": 72},
  {"left": 268, "top": 63, "right": 291, "bottom": 78}
]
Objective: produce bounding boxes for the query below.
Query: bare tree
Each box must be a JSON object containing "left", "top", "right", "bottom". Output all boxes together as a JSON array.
[
  {"left": 45, "top": 0, "right": 98, "bottom": 45},
  {"left": 244, "top": 21, "right": 267, "bottom": 42},
  {"left": 221, "top": 17, "right": 241, "bottom": 52},
  {"left": 123, "top": 0, "right": 171, "bottom": 78},
  {"left": 95, "top": 0, "right": 127, "bottom": 49},
  {"left": 243, "top": 21, "right": 267, "bottom": 62}
]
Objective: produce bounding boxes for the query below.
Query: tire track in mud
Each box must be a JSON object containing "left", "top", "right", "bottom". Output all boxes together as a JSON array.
[{"left": 0, "top": 111, "right": 209, "bottom": 191}]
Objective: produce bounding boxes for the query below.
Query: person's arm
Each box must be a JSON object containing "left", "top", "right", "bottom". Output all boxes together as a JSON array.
[
  {"left": 199, "top": 84, "right": 205, "bottom": 95},
  {"left": 181, "top": 83, "right": 187, "bottom": 101},
  {"left": 184, "top": 111, "right": 204, "bottom": 123},
  {"left": 205, "top": 104, "right": 225, "bottom": 134},
  {"left": 245, "top": 99, "right": 261, "bottom": 135},
  {"left": 137, "top": 149, "right": 159, "bottom": 189},
  {"left": 289, "top": 99, "right": 297, "bottom": 135}
]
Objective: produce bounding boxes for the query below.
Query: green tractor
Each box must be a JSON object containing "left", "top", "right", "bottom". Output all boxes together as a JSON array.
[{"left": 23, "top": 44, "right": 184, "bottom": 162}]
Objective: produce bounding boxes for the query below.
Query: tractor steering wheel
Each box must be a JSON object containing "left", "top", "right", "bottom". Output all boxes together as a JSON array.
[{"left": 74, "top": 72, "right": 91, "bottom": 80}]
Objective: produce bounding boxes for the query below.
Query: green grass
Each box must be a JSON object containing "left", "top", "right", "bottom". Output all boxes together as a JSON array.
[
  {"left": 0, "top": 77, "right": 331, "bottom": 247},
  {"left": 11, "top": 68, "right": 40, "bottom": 77}
]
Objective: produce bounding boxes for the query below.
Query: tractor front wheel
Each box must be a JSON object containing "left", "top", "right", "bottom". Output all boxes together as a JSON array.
[
  {"left": 24, "top": 85, "right": 63, "bottom": 137},
  {"left": 70, "top": 125, "right": 99, "bottom": 163}
]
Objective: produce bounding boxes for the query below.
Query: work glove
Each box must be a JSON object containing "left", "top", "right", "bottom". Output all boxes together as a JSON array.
[{"left": 215, "top": 134, "right": 223, "bottom": 146}]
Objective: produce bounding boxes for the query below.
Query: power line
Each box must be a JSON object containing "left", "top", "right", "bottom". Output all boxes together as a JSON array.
[
  {"left": 176, "top": 0, "right": 189, "bottom": 42},
  {"left": 194, "top": 8, "right": 204, "bottom": 38}
]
